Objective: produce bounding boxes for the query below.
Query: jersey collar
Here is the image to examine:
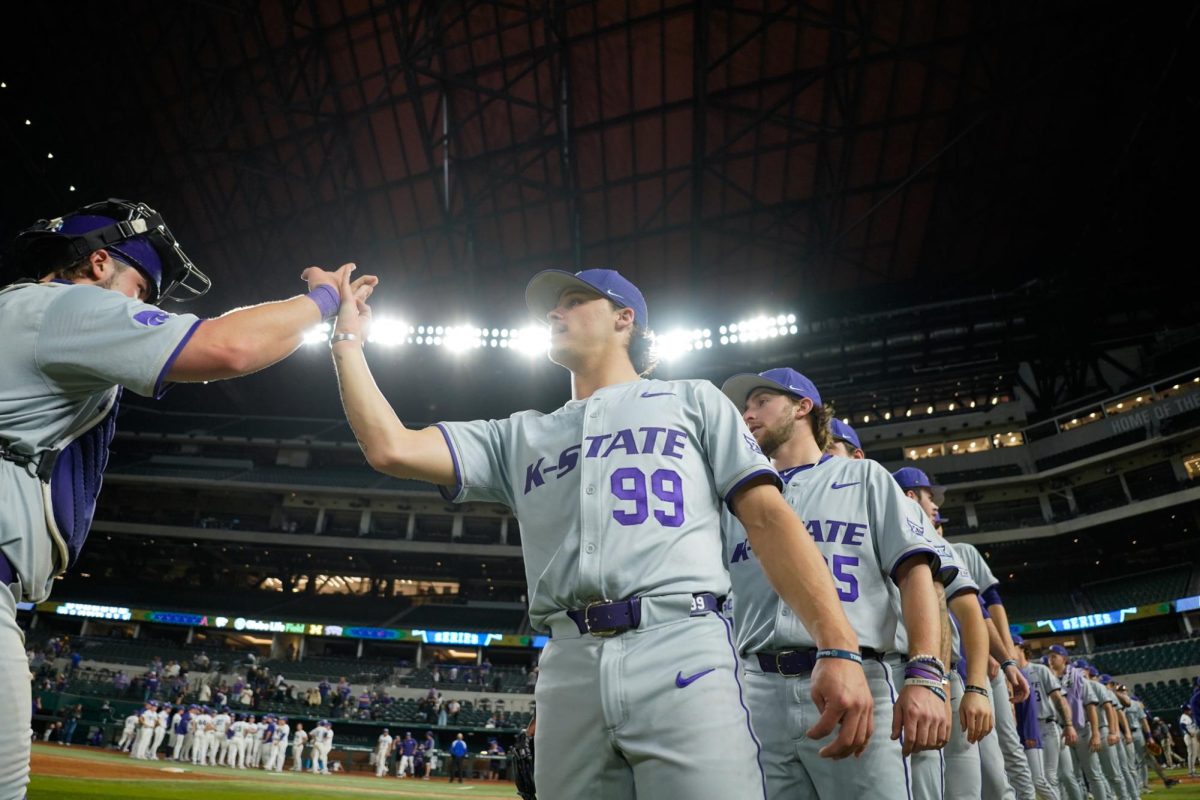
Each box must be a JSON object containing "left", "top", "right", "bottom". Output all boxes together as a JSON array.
[{"left": 778, "top": 453, "right": 833, "bottom": 484}]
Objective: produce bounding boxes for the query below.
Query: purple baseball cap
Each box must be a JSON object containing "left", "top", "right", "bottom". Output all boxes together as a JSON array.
[
  {"left": 1048, "top": 644, "right": 1069, "bottom": 657},
  {"left": 1011, "top": 634, "right": 1025, "bottom": 646},
  {"left": 1087, "top": 666, "right": 1099, "bottom": 677},
  {"left": 892, "top": 467, "right": 945, "bottom": 504},
  {"left": 830, "top": 418, "right": 862, "bottom": 450},
  {"left": 1100, "top": 674, "right": 1113, "bottom": 684},
  {"left": 720, "top": 367, "right": 822, "bottom": 409},
  {"left": 526, "top": 268, "right": 648, "bottom": 329}
]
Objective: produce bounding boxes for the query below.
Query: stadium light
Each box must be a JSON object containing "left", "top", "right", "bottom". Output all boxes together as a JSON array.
[
  {"left": 302, "top": 322, "right": 331, "bottom": 345},
  {"left": 653, "top": 328, "right": 712, "bottom": 362},
  {"left": 509, "top": 326, "right": 549, "bottom": 357},
  {"left": 368, "top": 316, "right": 412, "bottom": 347}
]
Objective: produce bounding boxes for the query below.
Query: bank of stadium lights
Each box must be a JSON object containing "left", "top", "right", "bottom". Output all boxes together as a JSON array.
[
  {"left": 654, "top": 328, "right": 713, "bottom": 361},
  {"left": 717, "top": 314, "right": 798, "bottom": 346}
]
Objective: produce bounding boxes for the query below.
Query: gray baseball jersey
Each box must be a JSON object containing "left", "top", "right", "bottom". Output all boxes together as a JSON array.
[
  {"left": 892, "top": 496, "right": 969, "bottom": 655},
  {"left": 1026, "top": 662, "right": 1062, "bottom": 721},
  {"left": 1089, "top": 681, "right": 1113, "bottom": 728},
  {"left": 724, "top": 455, "right": 947, "bottom": 653},
  {"left": 436, "top": 378, "right": 777, "bottom": 629},
  {"left": 0, "top": 282, "right": 200, "bottom": 601},
  {"left": 1123, "top": 699, "right": 1145, "bottom": 732},
  {"left": 948, "top": 541, "right": 999, "bottom": 595}
]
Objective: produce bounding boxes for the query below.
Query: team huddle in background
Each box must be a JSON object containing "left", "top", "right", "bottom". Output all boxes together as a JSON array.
[{"left": 114, "top": 703, "right": 335, "bottom": 773}]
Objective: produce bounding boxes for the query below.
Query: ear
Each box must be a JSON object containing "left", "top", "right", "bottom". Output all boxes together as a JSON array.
[
  {"left": 87, "top": 249, "right": 113, "bottom": 280},
  {"left": 613, "top": 304, "right": 636, "bottom": 332},
  {"left": 794, "top": 396, "right": 814, "bottom": 419}
]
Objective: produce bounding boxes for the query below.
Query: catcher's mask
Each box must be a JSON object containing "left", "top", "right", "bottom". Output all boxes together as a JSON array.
[{"left": 9, "top": 198, "right": 210, "bottom": 303}]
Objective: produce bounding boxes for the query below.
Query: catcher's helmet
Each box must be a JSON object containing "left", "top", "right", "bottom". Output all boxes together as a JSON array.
[{"left": 9, "top": 198, "right": 210, "bottom": 303}]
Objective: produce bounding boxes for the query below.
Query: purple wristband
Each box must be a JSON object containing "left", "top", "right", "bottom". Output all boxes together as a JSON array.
[
  {"left": 905, "top": 666, "right": 943, "bottom": 682},
  {"left": 306, "top": 284, "right": 340, "bottom": 321}
]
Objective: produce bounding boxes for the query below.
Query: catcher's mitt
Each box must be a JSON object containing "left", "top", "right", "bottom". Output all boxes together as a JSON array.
[
  {"left": 1146, "top": 740, "right": 1163, "bottom": 757},
  {"left": 511, "top": 731, "right": 536, "bottom": 800}
]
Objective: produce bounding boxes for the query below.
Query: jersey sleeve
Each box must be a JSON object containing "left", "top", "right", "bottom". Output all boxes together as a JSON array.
[
  {"left": 954, "top": 542, "right": 1000, "bottom": 595},
  {"left": 865, "top": 464, "right": 945, "bottom": 584},
  {"left": 35, "top": 284, "right": 203, "bottom": 398},
  {"left": 1042, "top": 665, "right": 1062, "bottom": 694},
  {"left": 942, "top": 561, "right": 979, "bottom": 601},
  {"left": 693, "top": 382, "right": 780, "bottom": 506},
  {"left": 433, "top": 417, "right": 516, "bottom": 507}
]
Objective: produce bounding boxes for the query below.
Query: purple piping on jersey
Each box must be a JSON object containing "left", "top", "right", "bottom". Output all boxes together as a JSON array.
[
  {"left": 881, "top": 661, "right": 915, "bottom": 800},
  {"left": 723, "top": 467, "right": 783, "bottom": 511},
  {"left": 938, "top": 749, "right": 945, "bottom": 799},
  {"left": 433, "top": 423, "right": 463, "bottom": 502},
  {"left": 778, "top": 454, "right": 833, "bottom": 485},
  {"left": 152, "top": 318, "right": 203, "bottom": 398},
  {"left": 947, "top": 586, "right": 978, "bottom": 603},
  {"left": 718, "top": 613, "right": 767, "bottom": 800},
  {"left": 888, "top": 546, "right": 940, "bottom": 585}
]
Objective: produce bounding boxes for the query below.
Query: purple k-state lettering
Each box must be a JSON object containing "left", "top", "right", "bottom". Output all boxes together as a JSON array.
[
  {"left": 524, "top": 458, "right": 546, "bottom": 494},
  {"left": 730, "top": 539, "right": 754, "bottom": 563}
]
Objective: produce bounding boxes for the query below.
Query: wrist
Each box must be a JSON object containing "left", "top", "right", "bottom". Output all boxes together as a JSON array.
[{"left": 306, "top": 284, "right": 341, "bottom": 321}]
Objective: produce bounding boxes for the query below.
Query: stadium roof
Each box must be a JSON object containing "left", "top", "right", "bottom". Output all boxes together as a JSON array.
[{"left": 3, "top": 1, "right": 1197, "bottom": 420}]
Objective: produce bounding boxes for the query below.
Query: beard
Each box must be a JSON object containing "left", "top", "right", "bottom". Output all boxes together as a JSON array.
[{"left": 756, "top": 414, "right": 796, "bottom": 458}]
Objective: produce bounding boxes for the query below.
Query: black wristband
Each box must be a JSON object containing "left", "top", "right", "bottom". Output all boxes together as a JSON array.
[
  {"left": 815, "top": 648, "right": 863, "bottom": 665},
  {"left": 964, "top": 684, "right": 990, "bottom": 698},
  {"left": 1000, "top": 659, "right": 1018, "bottom": 671}
]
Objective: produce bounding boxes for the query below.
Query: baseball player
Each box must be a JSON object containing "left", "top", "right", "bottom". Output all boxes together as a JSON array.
[
  {"left": 227, "top": 714, "right": 248, "bottom": 769},
  {"left": 719, "top": 369, "right": 954, "bottom": 799},
  {"left": 1061, "top": 659, "right": 1115, "bottom": 799},
  {"left": 131, "top": 701, "right": 157, "bottom": 760},
  {"left": 210, "top": 707, "right": 230, "bottom": 766},
  {"left": 938, "top": 535, "right": 1034, "bottom": 800},
  {"left": 175, "top": 705, "right": 195, "bottom": 762},
  {"left": 1152, "top": 716, "right": 1180, "bottom": 768},
  {"left": 254, "top": 715, "right": 274, "bottom": 768},
  {"left": 267, "top": 717, "right": 289, "bottom": 772},
  {"left": 329, "top": 267, "right": 873, "bottom": 799},
  {"left": 149, "top": 702, "right": 170, "bottom": 760},
  {"left": 166, "top": 705, "right": 182, "bottom": 756},
  {"left": 375, "top": 728, "right": 393, "bottom": 777},
  {"left": 290, "top": 722, "right": 307, "bottom": 772},
  {"left": 1181, "top": 706, "right": 1197, "bottom": 776},
  {"left": 1011, "top": 638, "right": 1061, "bottom": 800},
  {"left": 423, "top": 730, "right": 437, "bottom": 779},
  {"left": 191, "top": 706, "right": 213, "bottom": 766},
  {"left": 1086, "top": 669, "right": 1134, "bottom": 800},
  {"left": 311, "top": 720, "right": 333, "bottom": 774},
  {"left": 243, "top": 714, "right": 261, "bottom": 769},
  {"left": 1102, "top": 679, "right": 1142, "bottom": 797},
  {"left": 1022, "top": 644, "right": 1082, "bottom": 800},
  {"left": 397, "top": 731, "right": 417, "bottom": 778},
  {"left": 116, "top": 712, "right": 138, "bottom": 753},
  {"left": 0, "top": 199, "right": 377, "bottom": 799},
  {"left": 1115, "top": 684, "right": 1174, "bottom": 790}
]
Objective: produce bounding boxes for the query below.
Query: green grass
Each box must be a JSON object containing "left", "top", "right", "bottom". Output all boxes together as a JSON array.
[{"left": 28, "top": 744, "right": 519, "bottom": 799}]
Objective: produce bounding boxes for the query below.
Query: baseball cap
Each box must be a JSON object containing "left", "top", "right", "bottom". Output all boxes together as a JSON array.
[
  {"left": 1048, "top": 645, "right": 1069, "bottom": 657},
  {"left": 720, "top": 368, "right": 822, "bottom": 410},
  {"left": 525, "top": 268, "right": 648, "bottom": 329},
  {"left": 829, "top": 418, "right": 862, "bottom": 450},
  {"left": 892, "top": 467, "right": 945, "bottom": 505},
  {"left": 1087, "top": 666, "right": 1099, "bottom": 677},
  {"left": 1011, "top": 634, "right": 1025, "bottom": 646},
  {"left": 1100, "top": 674, "right": 1113, "bottom": 683}
]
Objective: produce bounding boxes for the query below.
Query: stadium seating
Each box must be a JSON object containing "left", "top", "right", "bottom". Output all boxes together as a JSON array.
[
  {"left": 1034, "top": 428, "right": 1147, "bottom": 472},
  {"left": 1083, "top": 565, "right": 1193, "bottom": 610},
  {"left": 1093, "top": 638, "right": 1200, "bottom": 676},
  {"left": 933, "top": 464, "right": 1024, "bottom": 485},
  {"left": 999, "top": 588, "right": 1079, "bottom": 622},
  {"left": 398, "top": 605, "right": 528, "bottom": 633}
]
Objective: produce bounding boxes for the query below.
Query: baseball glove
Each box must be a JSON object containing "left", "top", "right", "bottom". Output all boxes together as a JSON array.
[
  {"left": 511, "top": 731, "right": 536, "bottom": 800},
  {"left": 1146, "top": 740, "right": 1163, "bottom": 757}
]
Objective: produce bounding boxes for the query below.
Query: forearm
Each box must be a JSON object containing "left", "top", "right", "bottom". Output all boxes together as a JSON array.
[
  {"left": 331, "top": 342, "right": 454, "bottom": 483},
  {"left": 1106, "top": 706, "right": 1119, "bottom": 731},
  {"left": 984, "top": 617, "right": 1012, "bottom": 662},
  {"left": 1056, "top": 693, "right": 1074, "bottom": 728},
  {"left": 986, "top": 602, "right": 1017, "bottom": 658},
  {"left": 735, "top": 486, "right": 858, "bottom": 650},
  {"left": 898, "top": 561, "right": 941, "bottom": 659},
  {"left": 949, "top": 594, "right": 989, "bottom": 688},
  {"left": 933, "top": 582, "right": 952, "bottom": 670},
  {"left": 1087, "top": 705, "right": 1100, "bottom": 732}
]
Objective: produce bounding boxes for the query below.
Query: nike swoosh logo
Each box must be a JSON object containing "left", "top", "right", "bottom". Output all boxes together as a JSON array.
[
  {"left": 675, "top": 668, "right": 715, "bottom": 688},
  {"left": 641, "top": 391, "right": 676, "bottom": 398},
  {"left": 831, "top": 481, "right": 860, "bottom": 489},
  {"left": 606, "top": 289, "right": 624, "bottom": 299}
]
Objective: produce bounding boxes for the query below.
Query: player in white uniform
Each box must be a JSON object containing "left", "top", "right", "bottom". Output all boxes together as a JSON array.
[
  {"left": 191, "top": 707, "right": 213, "bottom": 766},
  {"left": 328, "top": 267, "right": 872, "bottom": 800},
  {"left": 267, "top": 717, "right": 290, "bottom": 771},
  {"left": 829, "top": 423, "right": 993, "bottom": 800},
  {"left": 116, "top": 713, "right": 139, "bottom": 752},
  {"left": 375, "top": 729, "right": 393, "bottom": 777},
  {"left": 228, "top": 714, "right": 248, "bottom": 769},
  {"left": 1102, "top": 678, "right": 1142, "bottom": 799},
  {"left": 290, "top": 723, "right": 307, "bottom": 771},
  {"left": 311, "top": 720, "right": 333, "bottom": 774},
  {"left": 212, "top": 708, "right": 231, "bottom": 766},
  {"left": 1018, "top": 644, "right": 1082, "bottom": 800},
  {"left": 131, "top": 701, "right": 158, "bottom": 760},
  {"left": 1089, "top": 673, "right": 1135, "bottom": 800},
  {"left": 166, "top": 706, "right": 182, "bottom": 756},
  {"left": 719, "top": 369, "right": 954, "bottom": 799},
  {"left": 149, "top": 703, "right": 170, "bottom": 760},
  {"left": 0, "top": 200, "right": 377, "bottom": 800}
]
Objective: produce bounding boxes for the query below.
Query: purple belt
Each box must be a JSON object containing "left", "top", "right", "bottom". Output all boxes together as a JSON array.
[
  {"left": 757, "top": 646, "right": 886, "bottom": 676},
  {"left": 0, "top": 552, "right": 15, "bottom": 588},
  {"left": 567, "top": 592, "right": 720, "bottom": 637}
]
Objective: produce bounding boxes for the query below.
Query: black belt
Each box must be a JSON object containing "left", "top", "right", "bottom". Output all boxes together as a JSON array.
[
  {"left": 0, "top": 440, "right": 55, "bottom": 482},
  {"left": 0, "top": 552, "right": 15, "bottom": 587},
  {"left": 566, "top": 593, "right": 720, "bottom": 637},
  {"left": 757, "top": 647, "right": 887, "bottom": 676}
]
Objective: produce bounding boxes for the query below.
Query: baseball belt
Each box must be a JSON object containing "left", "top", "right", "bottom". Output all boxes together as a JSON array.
[
  {"left": 566, "top": 592, "right": 720, "bottom": 637},
  {"left": 757, "top": 646, "right": 887, "bottom": 676}
]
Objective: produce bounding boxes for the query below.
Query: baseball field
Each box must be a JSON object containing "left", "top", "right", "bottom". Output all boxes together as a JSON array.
[{"left": 28, "top": 743, "right": 521, "bottom": 800}]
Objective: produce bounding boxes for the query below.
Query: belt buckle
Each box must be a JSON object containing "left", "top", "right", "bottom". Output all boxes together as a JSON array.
[
  {"left": 774, "top": 650, "right": 797, "bottom": 674},
  {"left": 584, "top": 599, "right": 621, "bottom": 638}
]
